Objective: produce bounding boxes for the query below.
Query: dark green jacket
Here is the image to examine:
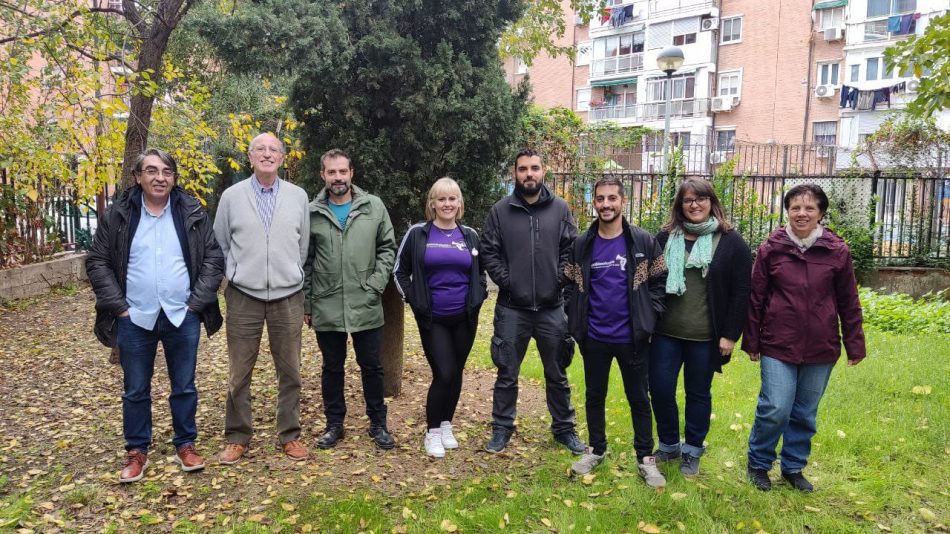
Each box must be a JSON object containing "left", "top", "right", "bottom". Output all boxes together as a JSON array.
[{"left": 303, "top": 185, "right": 396, "bottom": 332}]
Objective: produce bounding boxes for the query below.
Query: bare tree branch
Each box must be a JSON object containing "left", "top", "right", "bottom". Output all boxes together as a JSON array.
[{"left": 0, "top": 7, "right": 124, "bottom": 45}]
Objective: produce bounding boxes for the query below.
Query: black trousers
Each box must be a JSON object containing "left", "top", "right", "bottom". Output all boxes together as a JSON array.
[
  {"left": 417, "top": 312, "right": 477, "bottom": 429},
  {"left": 490, "top": 305, "right": 576, "bottom": 435},
  {"left": 580, "top": 338, "right": 654, "bottom": 459},
  {"left": 315, "top": 327, "right": 386, "bottom": 427}
]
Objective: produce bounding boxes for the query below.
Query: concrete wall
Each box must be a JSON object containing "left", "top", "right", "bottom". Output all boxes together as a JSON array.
[
  {"left": 866, "top": 267, "right": 950, "bottom": 300},
  {"left": 0, "top": 253, "right": 88, "bottom": 302}
]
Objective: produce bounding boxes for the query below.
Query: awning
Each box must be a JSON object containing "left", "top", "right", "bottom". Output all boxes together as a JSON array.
[
  {"left": 590, "top": 77, "right": 637, "bottom": 87},
  {"left": 813, "top": 0, "right": 847, "bottom": 10}
]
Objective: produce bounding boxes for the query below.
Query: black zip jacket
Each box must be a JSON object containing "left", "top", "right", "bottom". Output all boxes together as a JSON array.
[
  {"left": 393, "top": 222, "right": 487, "bottom": 328},
  {"left": 564, "top": 218, "right": 668, "bottom": 344},
  {"left": 480, "top": 184, "right": 577, "bottom": 310},
  {"left": 655, "top": 228, "right": 753, "bottom": 370},
  {"left": 86, "top": 185, "right": 225, "bottom": 347}
]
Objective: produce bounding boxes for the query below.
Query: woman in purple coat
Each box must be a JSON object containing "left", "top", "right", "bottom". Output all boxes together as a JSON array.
[{"left": 743, "top": 184, "right": 866, "bottom": 493}]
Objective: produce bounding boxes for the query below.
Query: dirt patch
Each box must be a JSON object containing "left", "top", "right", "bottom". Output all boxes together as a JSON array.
[{"left": 0, "top": 287, "right": 558, "bottom": 531}]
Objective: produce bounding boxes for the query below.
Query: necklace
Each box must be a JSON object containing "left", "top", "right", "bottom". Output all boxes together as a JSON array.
[{"left": 435, "top": 225, "right": 458, "bottom": 238}]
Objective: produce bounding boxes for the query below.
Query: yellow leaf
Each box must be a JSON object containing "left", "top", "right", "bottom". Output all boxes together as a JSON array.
[
  {"left": 804, "top": 506, "right": 822, "bottom": 512},
  {"left": 638, "top": 521, "right": 662, "bottom": 533},
  {"left": 392, "top": 526, "right": 408, "bottom": 534},
  {"left": 563, "top": 499, "right": 574, "bottom": 507},
  {"left": 281, "top": 503, "right": 295, "bottom": 511},
  {"left": 911, "top": 385, "right": 932, "bottom": 395},
  {"left": 541, "top": 517, "right": 553, "bottom": 527},
  {"left": 582, "top": 474, "right": 596, "bottom": 485},
  {"left": 402, "top": 507, "right": 416, "bottom": 520},
  {"left": 670, "top": 492, "right": 687, "bottom": 501},
  {"left": 506, "top": 490, "right": 517, "bottom": 498},
  {"left": 918, "top": 508, "right": 936, "bottom": 521},
  {"left": 440, "top": 519, "right": 458, "bottom": 532},
  {"left": 837, "top": 430, "right": 847, "bottom": 438},
  {"left": 247, "top": 514, "right": 265, "bottom": 523}
]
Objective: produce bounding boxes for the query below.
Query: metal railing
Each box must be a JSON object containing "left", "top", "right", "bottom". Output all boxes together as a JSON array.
[
  {"left": 590, "top": 52, "right": 645, "bottom": 78},
  {"left": 589, "top": 98, "right": 710, "bottom": 123},
  {"left": 845, "top": 19, "right": 913, "bottom": 45},
  {"left": 648, "top": 0, "right": 716, "bottom": 16}
]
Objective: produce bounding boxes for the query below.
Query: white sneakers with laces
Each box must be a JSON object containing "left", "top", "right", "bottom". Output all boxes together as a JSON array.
[
  {"left": 425, "top": 429, "right": 445, "bottom": 458},
  {"left": 439, "top": 421, "right": 459, "bottom": 449}
]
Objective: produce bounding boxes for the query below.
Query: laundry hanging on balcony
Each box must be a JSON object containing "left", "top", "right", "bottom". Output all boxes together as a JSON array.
[{"left": 839, "top": 82, "right": 906, "bottom": 111}]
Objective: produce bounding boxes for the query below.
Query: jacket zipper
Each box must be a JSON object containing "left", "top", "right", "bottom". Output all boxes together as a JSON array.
[{"left": 530, "top": 215, "right": 537, "bottom": 311}]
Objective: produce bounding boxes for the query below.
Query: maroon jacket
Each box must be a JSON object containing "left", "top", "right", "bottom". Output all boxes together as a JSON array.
[{"left": 742, "top": 227, "right": 866, "bottom": 365}]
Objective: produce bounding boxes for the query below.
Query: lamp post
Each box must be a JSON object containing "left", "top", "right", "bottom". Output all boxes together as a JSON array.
[{"left": 656, "top": 46, "right": 684, "bottom": 174}]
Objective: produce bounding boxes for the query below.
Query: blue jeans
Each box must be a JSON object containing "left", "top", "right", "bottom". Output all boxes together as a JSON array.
[
  {"left": 648, "top": 334, "right": 716, "bottom": 458},
  {"left": 747, "top": 356, "right": 835, "bottom": 473},
  {"left": 117, "top": 310, "right": 201, "bottom": 452}
]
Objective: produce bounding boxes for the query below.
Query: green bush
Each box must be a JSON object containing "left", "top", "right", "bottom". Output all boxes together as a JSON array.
[{"left": 859, "top": 287, "right": 950, "bottom": 334}]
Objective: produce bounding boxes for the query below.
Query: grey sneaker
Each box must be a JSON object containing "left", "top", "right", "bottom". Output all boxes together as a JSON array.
[
  {"left": 484, "top": 429, "right": 512, "bottom": 453},
  {"left": 653, "top": 448, "right": 681, "bottom": 463},
  {"left": 571, "top": 449, "right": 605, "bottom": 475},
  {"left": 680, "top": 453, "right": 700, "bottom": 477},
  {"left": 638, "top": 456, "right": 667, "bottom": 488}
]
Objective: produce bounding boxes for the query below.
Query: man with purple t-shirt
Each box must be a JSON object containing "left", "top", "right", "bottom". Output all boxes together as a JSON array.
[{"left": 563, "top": 176, "right": 669, "bottom": 487}]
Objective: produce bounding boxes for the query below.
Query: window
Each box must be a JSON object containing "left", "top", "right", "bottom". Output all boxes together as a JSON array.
[
  {"left": 593, "top": 31, "right": 645, "bottom": 59},
  {"left": 868, "top": 0, "right": 916, "bottom": 17},
  {"left": 718, "top": 71, "right": 741, "bottom": 97},
  {"left": 813, "top": 121, "right": 837, "bottom": 146},
  {"left": 673, "top": 32, "right": 697, "bottom": 46},
  {"left": 647, "top": 75, "right": 695, "bottom": 102},
  {"left": 716, "top": 130, "right": 736, "bottom": 151},
  {"left": 866, "top": 57, "right": 879, "bottom": 80},
  {"left": 576, "top": 88, "right": 592, "bottom": 112},
  {"left": 576, "top": 41, "right": 591, "bottom": 66},
  {"left": 672, "top": 132, "right": 691, "bottom": 148},
  {"left": 819, "top": 7, "right": 844, "bottom": 30},
  {"left": 818, "top": 62, "right": 840, "bottom": 86},
  {"left": 604, "top": 86, "right": 637, "bottom": 107},
  {"left": 672, "top": 17, "right": 699, "bottom": 46},
  {"left": 850, "top": 64, "right": 860, "bottom": 82},
  {"left": 108, "top": 0, "right": 123, "bottom": 11},
  {"left": 721, "top": 16, "right": 742, "bottom": 43}
]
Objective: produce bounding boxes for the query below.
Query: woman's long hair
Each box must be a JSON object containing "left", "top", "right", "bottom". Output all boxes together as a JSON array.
[{"left": 661, "top": 177, "right": 734, "bottom": 233}]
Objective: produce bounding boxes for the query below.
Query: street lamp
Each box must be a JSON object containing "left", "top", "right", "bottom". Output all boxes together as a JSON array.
[{"left": 657, "top": 46, "right": 684, "bottom": 173}]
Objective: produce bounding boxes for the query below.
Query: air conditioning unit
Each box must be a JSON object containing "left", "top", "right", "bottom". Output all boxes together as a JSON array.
[
  {"left": 823, "top": 27, "right": 843, "bottom": 41},
  {"left": 907, "top": 79, "right": 920, "bottom": 93},
  {"left": 701, "top": 17, "right": 719, "bottom": 31},
  {"left": 711, "top": 96, "right": 734, "bottom": 112},
  {"left": 816, "top": 145, "right": 834, "bottom": 159},
  {"left": 814, "top": 84, "right": 837, "bottom": 99},
  {"left": 709, "top": 152, "right": 728, "bottom": 164}
]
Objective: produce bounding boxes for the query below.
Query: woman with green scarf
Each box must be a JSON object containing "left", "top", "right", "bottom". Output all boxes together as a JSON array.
[{"left": 649, "top": 178, "right": 752, "bottom": 477}]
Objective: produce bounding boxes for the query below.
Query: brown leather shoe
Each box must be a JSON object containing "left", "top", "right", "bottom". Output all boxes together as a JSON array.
[
  {"left": 119, "top": 449, "right": 148, "bottom": 483},
  {"left": 218, "top": 443, "right": 247, "bottom": 465},
  {"left": 282, "top": 440, "right": 309, "bottom": 461},
  {"left": 175, "top": 443, "right": 206, "bottom": 472}
]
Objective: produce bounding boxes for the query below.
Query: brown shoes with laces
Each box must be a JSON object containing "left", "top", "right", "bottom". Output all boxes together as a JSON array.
[
  {"left": 218, "top": 443, "right": 247, "bottom": 465},
  {"left": 119, "top": 449, "right": 149, "bottom": 483},
  {"left": 282, "top": 440, "right": 309, "bottom": 461},
  {"left": 175, "top": 444, "right": 206, "bottom": 472}
]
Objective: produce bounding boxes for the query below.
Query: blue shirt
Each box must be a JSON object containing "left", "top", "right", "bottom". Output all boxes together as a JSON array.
[
  {"left": 587, "top": 234, "right": 633, "bottom": 343},
  {"left": 251, "top": 174, "right": 280, "bottom": 234},
  {"left": 329, "top": 200, "right": 352, "bottom": 230},
  {"left": 125, "top": 194, "right": 191, "bottom": 330}
]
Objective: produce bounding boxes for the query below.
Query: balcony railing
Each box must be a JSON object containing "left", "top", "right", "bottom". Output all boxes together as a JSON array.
[
  {"left": 648, "top": 0, "right": 716, "bottom": 17},
  {"left": 590, "top": 52, "right": 645, "bottom": 78},
  {"left": 846, "top": 19, "right": 916, "bottom": 45},
  {"left": 589, "top": 98, "right": 710, "bottom": 122}
]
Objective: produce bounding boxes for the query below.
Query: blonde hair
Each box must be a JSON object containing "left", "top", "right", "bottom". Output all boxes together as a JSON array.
[{"left": 424, "top": 177, "right": 465, "bottom": 222}]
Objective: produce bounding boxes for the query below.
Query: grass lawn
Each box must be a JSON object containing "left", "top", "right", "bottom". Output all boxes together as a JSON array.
[{"left": 225, "top": 296, "right": 949, "bottom": 534}]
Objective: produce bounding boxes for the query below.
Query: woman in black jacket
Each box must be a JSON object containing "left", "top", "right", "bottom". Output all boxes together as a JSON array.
[
  {"left": 649, "top": 178, "right": 752, "bottom": 476},
  {"left": 393, "top": 177, "right": 487, "bottom": 458}
]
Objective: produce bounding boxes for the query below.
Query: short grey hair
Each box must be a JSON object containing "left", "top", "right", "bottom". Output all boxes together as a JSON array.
[
  {"left": 133, "top": 148, "right": 178, "bottom": 178},
  {"left": 249, "top": 133, "right": 286, "bottom": 155}
]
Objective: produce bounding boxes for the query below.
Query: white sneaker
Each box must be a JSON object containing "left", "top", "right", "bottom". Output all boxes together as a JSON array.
[
  {"left": 440, "top": 421, "right": 459, "bottom": 449},
  {"left": 424, "top": 430, "right": 445, "bottom": 458},
  {"left": 638, "top": 456, "right": 667, "bottom": 488},
  {"left": 571, "top": 449, "right": 605, "bottom": 475}
]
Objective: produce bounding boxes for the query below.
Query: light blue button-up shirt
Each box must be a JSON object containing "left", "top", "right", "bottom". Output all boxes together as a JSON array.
[{"left": 126, "top": 194, "right": 191, "bottom": 330}]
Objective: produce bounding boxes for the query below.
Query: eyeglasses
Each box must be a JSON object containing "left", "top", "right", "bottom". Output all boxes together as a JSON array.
[
  {"left": 251, "top": 145, "right": 283, "bottom": 155},
  {"left": 682, "top": 196, "right": 710, "bottom": 206},
  {"left": 140, "top": 166, "right": 175, "bottom": 178}
]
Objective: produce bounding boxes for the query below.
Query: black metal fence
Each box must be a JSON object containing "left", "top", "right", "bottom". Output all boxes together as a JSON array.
[{"left": 542, "top": 171, "right": 950, "bottom": 262}]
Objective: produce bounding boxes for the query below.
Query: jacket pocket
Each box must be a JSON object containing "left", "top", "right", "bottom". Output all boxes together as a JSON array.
[
  {"left": 560, "top": 335, "right": 576, "bottom": 368},
  {"left": 312, "top": 270, "right": 341, "bottom": 298},
  {"left": 490, "top": 336, "right": 511, "bottom": 369}
]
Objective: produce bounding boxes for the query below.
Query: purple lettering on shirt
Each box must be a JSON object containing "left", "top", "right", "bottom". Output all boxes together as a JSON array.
[
  {"left": 588, "top": 234, "right": 632, "bottom": 343},
  {"left": 424, "top": 226, "right": 472, "bottom": 317}
]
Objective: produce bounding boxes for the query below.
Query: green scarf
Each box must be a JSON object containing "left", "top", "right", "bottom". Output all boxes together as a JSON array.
[{"left": 664, "top": 217, "right": 719, "bottom": 296}]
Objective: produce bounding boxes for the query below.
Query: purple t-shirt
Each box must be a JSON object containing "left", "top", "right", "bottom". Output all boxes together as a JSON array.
[
  {"left": 424, "top": 226, "right": 472, "bottom": 317},
  {"left": 588, "top": 234, "right": 633, "bottom": 343}
]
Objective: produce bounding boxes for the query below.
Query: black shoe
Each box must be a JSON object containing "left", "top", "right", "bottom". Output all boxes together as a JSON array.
[
  {"left": 554, "top": 432, "right": 586, "bottom": 455},
  {"left": 316, "top": 425, "right": 345, "bottom": 449},
  {"left": 652, "top": 448, "right": 682, "bottom": 463},
  {"left": 782, "top": 471, "right": 814, "bottom": 493},
  {"left": 679, "top": 454, "right": 701, "bottom": 477},
  {"left": 484, "top": 429, "right": 512, "bottom": 453},
  {"left": 747, "top": 466, "right": 772, "bottom": 491},
  {"left": 368, "top": 425, "right": 395, "bottom": 450}
]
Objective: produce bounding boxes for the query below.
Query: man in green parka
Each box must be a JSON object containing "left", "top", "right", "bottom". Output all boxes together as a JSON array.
[{"left": 303, "top": 148, "right": 397, "bottom": 450}]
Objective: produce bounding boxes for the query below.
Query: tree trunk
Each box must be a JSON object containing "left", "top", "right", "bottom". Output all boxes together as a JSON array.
[{"left": 381, "top": 280, "right": 404, "bottom": 397}]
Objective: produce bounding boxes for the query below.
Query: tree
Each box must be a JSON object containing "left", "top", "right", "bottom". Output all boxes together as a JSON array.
[
  {"left": 499, "top": 0, "right": 604, "bottom": 65},
  {"left": 289, "top": 0, "right": 528, "bottom": 395},
  {"left": 885, "top": 11, "right": 950, "bottom": 120}
]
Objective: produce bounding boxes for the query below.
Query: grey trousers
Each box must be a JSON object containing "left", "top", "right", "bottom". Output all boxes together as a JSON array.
[
  {"left": 489, "top": 304, "right": 577, "bottom": 435},
  {"left": 223, "top": 285, "right": 304, "bottom": 445}
]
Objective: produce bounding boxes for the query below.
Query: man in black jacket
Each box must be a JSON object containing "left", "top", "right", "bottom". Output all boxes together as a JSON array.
[
  {"left": 480, "top": 149, "right": 583, "bottom": 454},
  {"left": 563, "top": 176, "right": 668, "bottom": 487},
  {"left": 86, "top": 149, "right": 224, "bottom": 483}
]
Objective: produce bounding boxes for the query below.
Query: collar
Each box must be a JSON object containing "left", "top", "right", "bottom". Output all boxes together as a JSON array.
[
  {"left": 251, "top": 174, "right": 280, "bottom": 192},
  {"left": 141, "top": 192, "right": 171, "bottom": 218}
]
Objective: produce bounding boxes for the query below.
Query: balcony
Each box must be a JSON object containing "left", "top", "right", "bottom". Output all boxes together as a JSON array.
[
  {"left": 846, "top": 18, "right": 916, "bottom": 46},
  {"left": 589, "top": 98, "right": 710, "bottom": 123},
  {"left": 648, "top": 0, "right": 716, "bottom": 18},
  {"left": 590, "top": 52, "right": 645, "bottom": 79}
]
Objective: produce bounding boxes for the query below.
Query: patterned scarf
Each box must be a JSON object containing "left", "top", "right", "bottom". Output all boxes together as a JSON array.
[{"left": 664, "top": 217, "right": 719, "bottom": 296}]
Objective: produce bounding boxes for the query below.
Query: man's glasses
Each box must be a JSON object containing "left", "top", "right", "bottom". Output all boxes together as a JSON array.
[
  {"left": 682, "top": 196, "right": 710, "bottom": 206},
  {"left": 251, "top": 145, "right": 283, "bottom": 155},
  {"left": 139, "top": 166, "right": 175, "bottom": 178}
]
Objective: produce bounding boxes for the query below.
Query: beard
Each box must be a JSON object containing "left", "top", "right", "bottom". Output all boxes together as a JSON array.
[
  {"left": 328, "top": 182, "right": 350, "bottom": 197},
  {"left": 597, "top": 208, "right": 621, "bottom": 224},
  {"left": 515, "top": 179, "right": 541, "bottom": 197}
]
